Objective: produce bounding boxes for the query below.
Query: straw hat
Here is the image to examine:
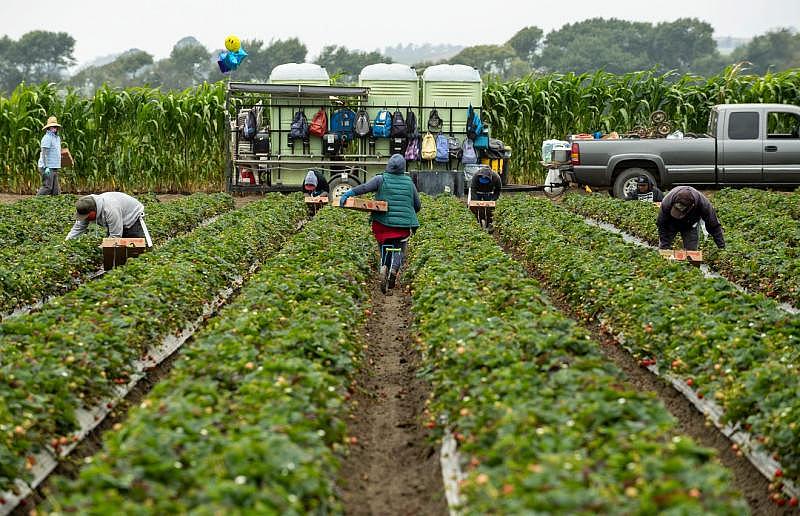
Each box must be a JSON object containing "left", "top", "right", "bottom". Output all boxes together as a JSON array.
[{"left": 42, "top": 116, "right": 61, "bottom": 130}]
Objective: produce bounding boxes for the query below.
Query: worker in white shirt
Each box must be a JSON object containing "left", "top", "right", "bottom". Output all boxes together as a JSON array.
[{"left": 66, "top": 192, "right": 152, "bottom": 247}]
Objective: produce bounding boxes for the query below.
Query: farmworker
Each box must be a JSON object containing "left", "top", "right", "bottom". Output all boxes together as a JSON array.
[
  {"left": 66, "top": 192, "right": 152, "bottom": 247},
  {"left": 339, "top": 154, "right": 420, "bottom": 291},
  {"left": 657, "top": 186, "right": 724, "bottom": 251},
  {"left": 303, "top": 170, "right": 329, "bottom": 197},
  {"left": 626, "top": 175, "right": 664, "bottom": 202},
  {"left": 470, "top": 166, "right": 502, "bottom": 202},
  {"left": 37, "top": 116, "right": 62, "bottom": 196}
]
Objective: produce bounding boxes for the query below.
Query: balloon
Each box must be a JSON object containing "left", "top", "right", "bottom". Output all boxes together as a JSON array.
[
  {"left": 217, "top": 47, "right": 248, "bottom": 74},
  {"left": 224, "top": 35, "right": 241, "bottom": 52}
]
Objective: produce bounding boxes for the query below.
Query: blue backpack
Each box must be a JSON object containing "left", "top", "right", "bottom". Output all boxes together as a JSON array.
[
  {"left": 372, "top": 110, "right": 392, "bottom": 138},
  {"left": 330, "top": 108, "right": 356, "bottom": 142},
  {"left": 466, "top": 104, "right": 484, "bottom": 141},
  {"left": 435, "top": 134, "right": 449, "bottom": 163}
]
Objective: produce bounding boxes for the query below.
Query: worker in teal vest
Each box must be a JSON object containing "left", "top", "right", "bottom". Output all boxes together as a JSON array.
[{"left": 339, "top": 154, "right": 421, "bottom": 292}]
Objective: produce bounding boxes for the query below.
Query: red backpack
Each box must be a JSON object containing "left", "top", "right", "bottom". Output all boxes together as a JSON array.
[{"left": 309, "top": 108, "right": 327, "bottom": 137}]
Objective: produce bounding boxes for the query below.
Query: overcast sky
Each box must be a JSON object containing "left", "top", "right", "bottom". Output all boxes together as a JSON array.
[{"left": 1, "top": 0, "right": 798, "bottom": 67}]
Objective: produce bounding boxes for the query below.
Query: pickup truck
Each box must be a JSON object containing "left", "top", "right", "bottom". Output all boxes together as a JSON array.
[{"left": 565, "top": 103, "right": 800, "bottom": 198}]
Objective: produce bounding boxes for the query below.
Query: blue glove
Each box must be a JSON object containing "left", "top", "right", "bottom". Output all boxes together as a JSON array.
[
  {"left": 43, "top": 167, "right": 51, "bottom": 178},
  {"left": 339, "top": 190, "right": 353, "bottom": 207}
]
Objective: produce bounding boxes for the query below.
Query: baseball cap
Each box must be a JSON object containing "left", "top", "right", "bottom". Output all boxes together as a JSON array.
[
  {"left": 670, "top": 190, "right": 694, "bottom": 219},
  {"left": 75, "top": 196, "right": 97, "bottom": 221}
]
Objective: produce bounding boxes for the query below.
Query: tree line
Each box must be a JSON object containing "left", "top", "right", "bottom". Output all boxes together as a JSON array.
[{"left": 1, "top": 19, "right": 798, "bottom": 94}]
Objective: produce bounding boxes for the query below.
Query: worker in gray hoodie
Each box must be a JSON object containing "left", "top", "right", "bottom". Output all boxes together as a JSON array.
[{"left": 66, "top": 192, "right": 152, "bottom": 247}]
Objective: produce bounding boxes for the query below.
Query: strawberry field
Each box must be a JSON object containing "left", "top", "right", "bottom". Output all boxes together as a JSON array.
[{"left": 1, "top": 190, "right": 799, "bottom": 514}]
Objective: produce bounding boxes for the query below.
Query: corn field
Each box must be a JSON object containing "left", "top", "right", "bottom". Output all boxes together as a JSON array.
[
  {"left": 2, "top": 66, "right": 800, "bottom": 191},
  {"left": 484, "top": 65, "right": 800, "bottom": 183},
  {"left": 0, "top": 82, "right": 226, "bottom": 193}
]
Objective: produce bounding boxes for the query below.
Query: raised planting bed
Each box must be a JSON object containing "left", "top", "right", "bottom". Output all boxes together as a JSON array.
[
  {"left": 44, "top": 207, "right": 374, "bottom": 514},
  {"left": 562, "top": 191, "right": 800, "bottom": 306},
  {"left": 496, "top": 194, "right": 800, "bottom": 502},
  {"left": 0, "top": 193, "right": 234, "bottom": 318},
  {"left": 0, "top": 194, "right": 305, "bottom": 495},
  {"left": 404, "top": 195, "right": 746, "bottom": 514}
]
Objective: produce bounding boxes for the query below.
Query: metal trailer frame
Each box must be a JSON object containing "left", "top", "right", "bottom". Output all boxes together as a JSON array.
[{"left": 224, "top": 82, "right": 485, "bottom": 195}]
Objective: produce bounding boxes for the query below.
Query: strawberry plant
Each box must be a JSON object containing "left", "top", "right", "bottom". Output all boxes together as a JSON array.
[
  {"left": 562, "top": 191, "right": 800, "bottom": 306},
  {"left": 0, "top": 194, "right": 305, "bottom": 491},
  {"left": 0, "top": 195, "right": 78, "bottom": 251},
  {"left": 46, "top": 207, "right": 373, "bottom": 513},
  {"left": 405, "top": 195, "right": 745, "bottom": 513},
  {"left": 496, "top": 195, "right": 800, "bottom": 486},
  {"left": 0, "top": 193, "right": 234, "bottom": 318}
]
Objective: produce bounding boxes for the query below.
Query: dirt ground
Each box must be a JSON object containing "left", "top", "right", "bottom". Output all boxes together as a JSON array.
[{"left": 338, "top": 282, "right": 448, "bottom": 516}]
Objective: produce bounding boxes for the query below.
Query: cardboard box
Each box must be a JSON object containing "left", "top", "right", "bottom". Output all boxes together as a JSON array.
[
  {"left": 659, "top": 249, "right": 702, "bottom": 262},
  {"left": 468, "top": 200, "right": 496, "bottom": 213},
  {"left": 304, "top": 196, "right": 329, "bottom": 205},
  {"left": 101, "top": 238, "right": 147, "bottom": 270},
  {"left": 338, "top": 197, "right": 388, "bottom": 212},
  {"left": 60, "top": 148, "right": 74, "bottom": 167}
]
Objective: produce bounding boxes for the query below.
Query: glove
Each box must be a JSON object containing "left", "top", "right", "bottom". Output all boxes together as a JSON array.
[
  {"left": 339, "top": 190, "right": 353, "bottom": 207},
  {"left": 43, "top": 167, "right": 52, "bottom": 178}
]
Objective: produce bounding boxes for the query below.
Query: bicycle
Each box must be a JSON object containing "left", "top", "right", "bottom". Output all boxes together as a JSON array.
[{"left": 379, "top": 237, "right": 408, "bottom": 294}]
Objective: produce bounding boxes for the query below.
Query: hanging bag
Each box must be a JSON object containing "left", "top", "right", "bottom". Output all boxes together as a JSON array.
[
  {"left": 421, "top": 132, "right": 437, "bottom": 161},
  {"left": 372, "top": 109, "right": 392, "bottom": 138},
  {"left": 309, "top": 108, "right": 327, "bottom": 138},
  {"left": 404, "top": 136, "right": 420, "bottom": 161},
  {"left": 354, "top": 108, "right": 371, "bottom": 137},
  {"left": 461, "top": 138, "right": 478, "bottom": 164},
  {"left": 390, "top": 109, "right": 407, "bottom": 138},
  {"left": 435, "top": 134, "right": 449, "bottom": 163},
  {"left": 289, "top": 110, "right": 309, "bottom": 140},
  {"left": 427, "top": 109, "right": 443, "bottom": 133}
]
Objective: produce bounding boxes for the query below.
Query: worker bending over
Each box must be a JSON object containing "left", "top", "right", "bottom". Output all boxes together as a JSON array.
[
  {"left": 66, "top": 192, "right": 152, "bottom": 247},
  {"left": 658, "top": 186, "right": 724, "bottom": 251}
]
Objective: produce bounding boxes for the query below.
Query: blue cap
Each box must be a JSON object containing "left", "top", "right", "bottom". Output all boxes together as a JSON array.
[{"left": 478, "top": 176, "right": 491, "bottom": 184}]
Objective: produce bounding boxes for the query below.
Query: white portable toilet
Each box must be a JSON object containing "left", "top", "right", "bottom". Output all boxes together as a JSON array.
[
  {"left": 269, "top": 63, "right": 331, "bottom": 156},
  {"left": 358, "top": 63, "right": 419, "bottom": 159},
  {"left": 421, "top": 64, "right": 482, "bottom": 137}
]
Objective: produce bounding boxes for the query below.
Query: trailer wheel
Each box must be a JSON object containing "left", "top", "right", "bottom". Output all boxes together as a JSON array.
[
  {"left": 613, "top": 168, "right": 657, "bottom": 199},
  {"left": 329, "top": 176, "right": 360, "bottom": 198}
]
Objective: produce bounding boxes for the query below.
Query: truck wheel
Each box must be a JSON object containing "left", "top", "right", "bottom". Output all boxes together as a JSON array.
[
  {"left": 329, "top": 176, "right": 359, "bottom": 199},
  {"left": 613, "top": 168, "right": 657, "bottom": 199}
]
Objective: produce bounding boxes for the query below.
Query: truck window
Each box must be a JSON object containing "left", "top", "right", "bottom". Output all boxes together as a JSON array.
[
  {"left": 767, "top": 111, "right": 800, "bottom": 139},
  {"left": 728, "top": 112, "right": 760, "bottom": 140}
]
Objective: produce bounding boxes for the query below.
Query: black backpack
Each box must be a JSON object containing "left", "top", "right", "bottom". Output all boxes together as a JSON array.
[
  {"left": 289, "top": 111, "right": 309, "bottom": 140},
  {"left": 427, "top": 109, "right": 443, "bottom": 133},
  {"left": 405, "top": 109, "right": 418, "bottom": 138},
  {"left": 354, "top": 108, "right": 370, "bottom": 137},
  {"left": 390, "top": 109, "right": 407, "bottom": 138}
]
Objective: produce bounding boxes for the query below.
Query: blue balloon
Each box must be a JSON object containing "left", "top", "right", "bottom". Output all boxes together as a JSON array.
[{"left": 217, "top": 47, "right": 248, "bottom": 74}]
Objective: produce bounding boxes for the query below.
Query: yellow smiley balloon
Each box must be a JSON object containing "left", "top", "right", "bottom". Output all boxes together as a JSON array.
[{"left": 225, "top": 35, "right": 241, "bottom": 52}]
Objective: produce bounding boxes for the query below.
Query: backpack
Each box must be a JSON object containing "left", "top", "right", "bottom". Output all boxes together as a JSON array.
[
  {"left": 404, "top": 135, "right": 420, "bottom": 161},
  {"left": 331, "top": 108, "right": 356, "bottom": 143},
  {"left": 447, "top": 136, "right": 462, "bottom": 161},
  {"left": 461, "top": 138, "right": 477, "bottom": 164},
  {"left": 354, "top": 108, "right": 370, "bottom": 137},
  {"left": 289, "top": 111, "right": 308, "bottom": 140},
  {"left": 372, "top": 109, "right": 392, "bottom": 138},
  {"left": 435, "top": 134, "right": 449, "bottom": 163},
  {"left": 405, "top": 109, "right": 418, "bottom": 138},
  {"left": 309, "top": 108, "right": 327, "bottom": 138},
  {"left": 421, "top": 132, "right": 436, "bottom": 160},
  {"left": 390, "top": 109, "right": 407, "bottom": 138},
  {"left": 428, "top": 109, "right": 443, "bottom": 132},
  {"left": 241, "top": 109, "right": 257, "bottom": 140},
  {"left": 466, "top": 104, "right": 484, "bottom": 141}
]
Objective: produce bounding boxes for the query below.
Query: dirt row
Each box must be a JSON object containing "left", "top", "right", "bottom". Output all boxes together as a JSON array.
[{"left": 338, "top": 283, "right": 448, "bottom": 516}]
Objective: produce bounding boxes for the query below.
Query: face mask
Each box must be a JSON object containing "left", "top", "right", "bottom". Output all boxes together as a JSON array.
[{"left": 87, "top": 211, "right": 97, "bottom": 222}]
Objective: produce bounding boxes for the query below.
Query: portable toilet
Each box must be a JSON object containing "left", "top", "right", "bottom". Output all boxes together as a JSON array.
[
  {"left": 269, "top": 63, "right": 330, "bottom": 157},
  {"left": 358, "top": 63, "right": 419, "bottom": 162},
  {"left": 421, "top": 64, "right": 482, "bottom": 139}
]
